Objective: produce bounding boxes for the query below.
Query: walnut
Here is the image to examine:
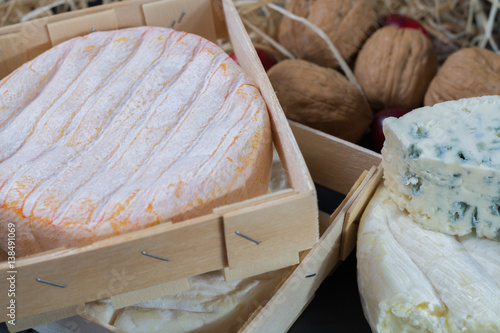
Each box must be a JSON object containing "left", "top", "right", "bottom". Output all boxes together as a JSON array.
[
  {"left": 354, "top": 25, "right": 438, "bottom": 111},
  {"left": 267, "top": 59, "right": 372, "bottom": 143},
  {"left": 424, "top": 47, "right": 500, "bottom": 106},
  {"left": 278, "top": 0, "right": 378, "bottom": 68}
]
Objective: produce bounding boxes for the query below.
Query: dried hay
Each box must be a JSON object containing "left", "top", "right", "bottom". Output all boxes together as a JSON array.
[{"left": 0, "top": 0, "right": 498, "bottom": 64}]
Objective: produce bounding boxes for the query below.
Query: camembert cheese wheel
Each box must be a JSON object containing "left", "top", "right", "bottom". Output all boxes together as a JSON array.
[
  {"left": 358, "top": 184, "right": 500, "bottom": 332},
  {"left": 97, "top": 269, "right": 285, "bottom": 333},
  {"left": 0, "top": 26, "right": 272, "bottom": 256}
]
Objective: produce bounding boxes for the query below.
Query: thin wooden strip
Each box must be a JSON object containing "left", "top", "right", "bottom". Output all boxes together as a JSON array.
[
  {"left": 213, "top": 188, "right": 294, "bottom": 214},
  {"left": 340, "top": 165, "right": 383, "bottom": 260},
  {"left": 238, "top": 203, "right": 345, "bottom": 332},
  {"left": 111, "top": 278, "right": 190, "bottom": 309},
  {"left": 329, "top": 170, "right": 368, "bottom": 225},
  {"left": 47, "top": 9, "right": 118, "bottom": 46},
  {"left": 223, "top": 251, "right": 299, "bottom": 282},
  {"left": 223, "top": 191, "right": 317, "bottom": 268},
  {"left": 222, "top": 0, "right": 315, "bottom": 195},
  {"left": 289, "top": 120, "right": 382, "bottom": 195},
  {"left": 0, "top": 214, "right": 226, "bottom": 318},
  {"left": 0, "top": 33, "right": 27, "bottom": 81},
  {"left": 238, "top": 163, "right": 380, "bottom": 332},
  {"left": 143, "top": 0, "right": 217, "bottom": 43}
]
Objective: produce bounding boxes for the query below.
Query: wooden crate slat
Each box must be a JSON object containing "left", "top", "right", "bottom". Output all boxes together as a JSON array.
[
  {"left": 289, "top": 120, "right": 382, "bottom": 195},
  {"left": 223, "top": 192, "right": 318, "bottom": 268},
  {"left": 47, "top": 10, "right": 118, "bottom": 46},
  {"left": 223, "top": 252, "right": 299, "bottom": 282},
  {"left": 222, "top": 0, "right": 315, "bottom": 195},
  {"left": 1, "top": 214, "right": 226, "bottom": 318},
  {"left": 341, "top": 165, "right": 383, "bottom": 260},
  {"left": 0, "top": 33, "right": 27, "bottom": 79},
  {"left": 110, "top": 277, "right": 190, "bottom": 309},
  {"left": 143, "top": 0, "right": 217, "bottom": 43}
]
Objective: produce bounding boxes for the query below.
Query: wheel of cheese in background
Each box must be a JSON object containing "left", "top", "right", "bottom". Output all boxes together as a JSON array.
[
  {"left": 99, "top": 269, "right": 285, "bottom": 333},
  {"left": 33, "top": 268, "right": 287, "bottom": 333},
  {"left": 0, "top": 26, "right": 272, "bottom": 256},
  {"left": 357, "top": 184, "right": 500, "bottom": 333}
]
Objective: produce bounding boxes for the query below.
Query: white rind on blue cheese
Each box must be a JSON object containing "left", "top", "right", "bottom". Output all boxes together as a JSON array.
[
  {"left": 382, "top": 95, "right": 500, "bottom": 240},
  {"left": 357, "top": 184, "right": 500, "bottom": 333}
]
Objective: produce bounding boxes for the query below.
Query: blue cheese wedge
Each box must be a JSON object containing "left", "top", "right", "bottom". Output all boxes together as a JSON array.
[{"left": 382, "top": 95, "right": 500, "bottom": 240}]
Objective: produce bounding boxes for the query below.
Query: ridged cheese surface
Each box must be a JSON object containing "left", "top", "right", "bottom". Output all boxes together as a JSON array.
[
  {"left": 0, "top": 26, "right": 272, "bottom": 256},
  {"left": 357, "top": 184, "right": 500, "bottom": 333},
  {"left": 383, "top": 95, "right": 500, "bottom": 240}
]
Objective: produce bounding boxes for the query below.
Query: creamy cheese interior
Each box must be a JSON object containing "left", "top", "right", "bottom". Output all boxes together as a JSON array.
[{"left": 382, "top": 95, "right": 500, "bottom": 240}]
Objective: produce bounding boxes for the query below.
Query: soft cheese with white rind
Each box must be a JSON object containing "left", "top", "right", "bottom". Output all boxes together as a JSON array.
[
  {"left": 382, "top": 95, "right": 500, "bottom": 240},
  {"left": 0, "top": 27, "right": 272, "bottom": 256},
  {"left": 358, "top": 184, "right": 500, "bottom": 333},
  {"left": 458, "top": 235, "right": 500, "bottom": 288},
  {"left": 82, "top": 269, "right": 286, "bottom": 333},
  {"left": 357, "top": 185, "right": 455, "bottom": 333}
]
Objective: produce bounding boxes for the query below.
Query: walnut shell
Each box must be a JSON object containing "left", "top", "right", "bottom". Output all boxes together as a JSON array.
[
  {"left": 354, "top": 25, "right": 438, "bottom": 111},
  {"left": 278, "top": 0, "right": 378, "bottom": 68},
  {"left": 424, "top": 47, "right": 500, "bottom": 106},
  {"left": 267, "top": 59, "right": 372, "bottom": 142}
]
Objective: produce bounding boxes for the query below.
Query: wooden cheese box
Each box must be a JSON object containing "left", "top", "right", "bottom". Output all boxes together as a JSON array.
[
  {"left": 0, "top": 0, "right": 321, "bottom": 330},
  {"left": 33, "top": 122, "right": 383, "bottom": 332}
]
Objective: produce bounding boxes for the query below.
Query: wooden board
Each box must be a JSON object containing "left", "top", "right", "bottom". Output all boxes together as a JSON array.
[
  {"left": 289, "top": 120, "right": 382, "bottom": 195},
  {"left": 0, "top": 0, "right": 318, "bottom": 327},
  {"left": 223, "top": 192, "right": 317, "bottom": 268},
  {"left": 239, "top": 160, "right": 383, "bottom": 332},
  {"left": 0, "top": 33, "right": 27, "bottom": 79},
  {"left": 143, "top": 0, "right": 217, "bottom": 43},
  {"left": 222, "top": 0, "right": 315, "bottom": 195},
  {"left": 110, "top": 278, "right": 190, "bottom": 309},
  {"left": 223, "top": 252, "right": 299, "bottom": 282},
  {"left": 47, "top": 9, "right": 118, "bottom": 45},
  {"left": 341, "top": 165, "right": 383, "bottom": 260}
]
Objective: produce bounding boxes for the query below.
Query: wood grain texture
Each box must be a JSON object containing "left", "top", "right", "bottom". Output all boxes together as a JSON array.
[
  {"left": 110, "top": 278, "right": 190, "bottom": 309},
  {"left": 143, "top": 0, "right": 217, "bottom": 42},
  {"left": 238, "top": 209, "right": 344, "bottom": 332},
  {"left": 47, "top": 10, "right": 118, "bottom": 46},
  {"left": 341, "top": 165, "right": 383, "bottom": 260},
  {"left": 0, "top": 214, "right": 226, "bottom": 318},
  {"left": 223, "top": 252, "right": 299, "bottom": 282},
  {"left": 290, "top": 120, "right": 382, "bottom": 195},
  {"left": 238, "top": 125, "right": 383, "bottom": 332},
  {"left": 223, "top": 192, "right": 318, "bottom": 268},
  {"left": 222, "top": 0, "right": 315, "bottom": 195},
  {"left": 0, "top": 33, "right": 28, "bottom": 79}
]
